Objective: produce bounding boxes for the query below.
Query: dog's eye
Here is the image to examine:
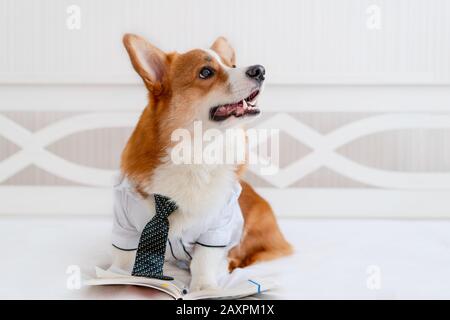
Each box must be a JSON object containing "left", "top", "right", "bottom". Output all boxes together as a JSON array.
[{"left": 199, "top": 67, "right": 214, "bottom": 79}]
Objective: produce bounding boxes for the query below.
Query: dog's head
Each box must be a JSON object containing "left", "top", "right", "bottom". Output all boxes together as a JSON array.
[{"left": 123, "top": 34, "right": 264, "bottom": 130}]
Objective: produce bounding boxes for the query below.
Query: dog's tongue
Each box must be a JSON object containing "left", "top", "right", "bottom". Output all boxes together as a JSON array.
[
  {"left": 235, "top": 100, "right": 247, "bottom": 116},
  {"left": 215, "top": 100, "right": 245, "bottom": 117}
]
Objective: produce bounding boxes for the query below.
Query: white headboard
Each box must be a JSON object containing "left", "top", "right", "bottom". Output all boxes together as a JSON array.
[{"left": 1, "top": 0, "right": 449, "bottom": 217}]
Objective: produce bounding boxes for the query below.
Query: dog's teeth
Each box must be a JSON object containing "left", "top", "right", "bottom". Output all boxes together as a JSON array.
[{"left": 242, "top": 99, "right": 248, "bottom": 110}]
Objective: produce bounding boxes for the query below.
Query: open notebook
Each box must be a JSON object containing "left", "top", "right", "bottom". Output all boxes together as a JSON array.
[{"left": 84, "top": 266, "right": 278, "bottom": 300}]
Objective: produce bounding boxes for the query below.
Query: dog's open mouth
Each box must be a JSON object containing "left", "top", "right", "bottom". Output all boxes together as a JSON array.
[{"left": 209, "top": 90, "right": 260, "bottom": 122}]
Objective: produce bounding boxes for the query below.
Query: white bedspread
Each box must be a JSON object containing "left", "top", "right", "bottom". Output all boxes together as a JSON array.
[{"left": 1, "top": 216, "right": 450, "bottom": 299}]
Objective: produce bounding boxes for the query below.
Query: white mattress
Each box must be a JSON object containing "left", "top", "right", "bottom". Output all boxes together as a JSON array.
[{"left": 1, "top": 216, "right": 450, "bottom": 299}]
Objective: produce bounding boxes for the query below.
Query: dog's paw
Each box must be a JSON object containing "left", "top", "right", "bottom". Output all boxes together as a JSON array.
[
  {"left": 228, "top": 257, "right": 240, "bottom": 272},
  {"left": 190, "top": 276, "right": 219, "bottom": 292}
]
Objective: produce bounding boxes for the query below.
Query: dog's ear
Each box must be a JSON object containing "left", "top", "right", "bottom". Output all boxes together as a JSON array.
[
  {"left": 211, "top": 36, "right": 236, "bottom": 67},
  {"left": 123, "top": 34, "right": 167, "bottom": 93}
]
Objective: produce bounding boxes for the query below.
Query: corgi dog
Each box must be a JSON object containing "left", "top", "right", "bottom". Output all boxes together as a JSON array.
[{"left": 110, "top": 34, "right": 292, "bottom": 291}]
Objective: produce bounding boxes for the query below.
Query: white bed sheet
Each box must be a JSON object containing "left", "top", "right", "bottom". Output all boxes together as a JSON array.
[{"left": 1, "top": 216, "right": 449, "bottom": 299}]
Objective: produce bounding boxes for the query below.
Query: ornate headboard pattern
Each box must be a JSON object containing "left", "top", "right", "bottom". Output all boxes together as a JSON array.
[{"left": 1, "top": 84, "right": 449, "bottom": 217}]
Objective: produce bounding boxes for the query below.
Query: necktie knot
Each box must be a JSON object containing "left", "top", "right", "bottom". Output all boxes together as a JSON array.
[{"left": 154, "top": 194, "right": 178, "bottom": 219}]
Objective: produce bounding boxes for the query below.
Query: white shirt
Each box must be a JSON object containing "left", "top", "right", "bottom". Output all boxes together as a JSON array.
[{"left": 111, "top": 175, "right": 244, "bottom": 265}]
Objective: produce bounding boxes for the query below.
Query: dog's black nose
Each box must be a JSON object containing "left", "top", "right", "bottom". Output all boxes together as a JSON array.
[{"left": 246, "top": 65, "right": 265, "bottom": 83}]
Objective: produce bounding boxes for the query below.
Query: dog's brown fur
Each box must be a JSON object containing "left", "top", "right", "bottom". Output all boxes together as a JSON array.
[
  {"left": 121, "top": 34, "right": 292, "bottom": 271},
  {"left": 229, "top": 181, "right": 293, "bottom": 271}
]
